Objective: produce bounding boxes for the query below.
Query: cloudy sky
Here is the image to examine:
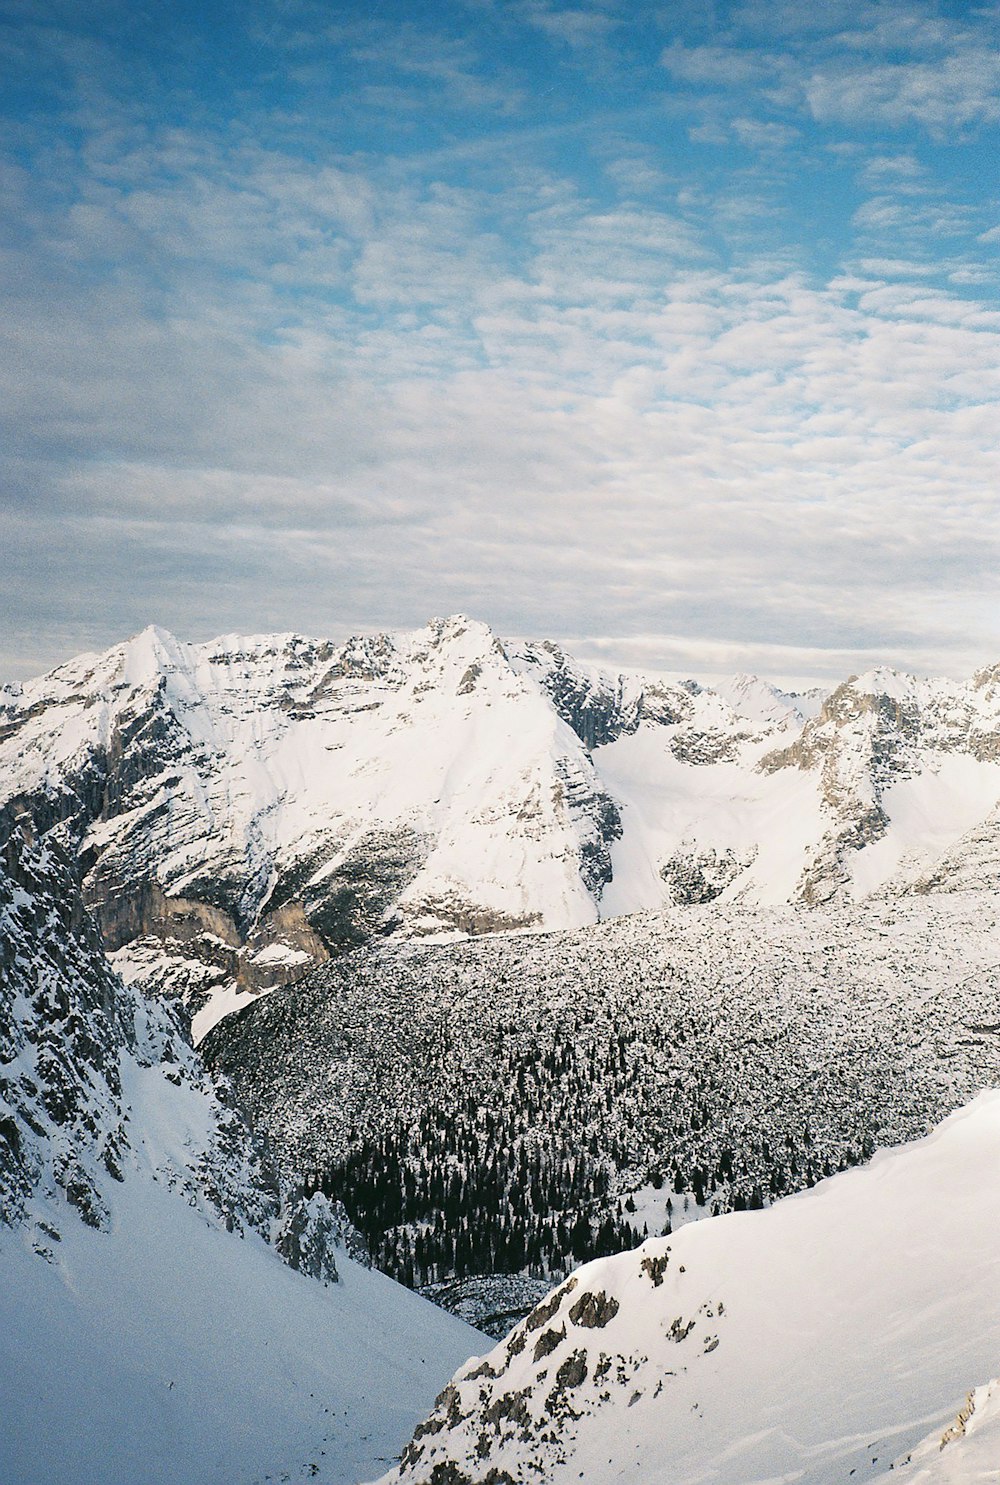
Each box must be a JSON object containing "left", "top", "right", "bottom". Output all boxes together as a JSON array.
[{"left": 3, "top": 0, "right": 1000, "bottom": 684}]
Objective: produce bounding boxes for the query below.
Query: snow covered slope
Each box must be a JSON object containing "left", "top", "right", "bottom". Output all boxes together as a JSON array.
[
  {"left": 0, "top": 619, "right": 642, "bottom": 1037},
  {"left": 5, "top": 617, "right": 1000, "bottom": 1036},
  {"left": 878, "top": 1377, "right": 1000, "bottom": 1482},
  {"left": 0, "top": 1180, "right": 484, "bottom": 1485},
  {"left": 598, "top": 663, "right": 1000, "bottom": 912},
  {"left": 375, "top": 1093, "right": 1000, "bottom": 1485},
  {"left": 0, "top": 804, "right": 484, "bottom": 1485}
]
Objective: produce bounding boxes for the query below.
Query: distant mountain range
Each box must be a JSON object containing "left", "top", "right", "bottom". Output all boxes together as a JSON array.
[{"left": 4, "top": 615, "right": 1000, "bottom": 1040}]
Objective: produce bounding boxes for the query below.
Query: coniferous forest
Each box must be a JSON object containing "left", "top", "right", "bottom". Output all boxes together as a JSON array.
[{"left": 200, "top": 901, "right": 978, "bottom": 1332}]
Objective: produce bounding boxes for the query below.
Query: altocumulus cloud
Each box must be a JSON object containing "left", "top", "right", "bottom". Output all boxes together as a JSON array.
[{"left": 2, "top": 0, "right": 1000, "bottom": 684}]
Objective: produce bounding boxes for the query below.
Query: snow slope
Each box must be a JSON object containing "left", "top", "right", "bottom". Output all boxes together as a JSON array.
[
  {"left": 376, "top": 1093, "right": 1000, "bottom": 1485},
  {"left": 0, "top": 804, "right": 484, "bottom": 1485},
  {"left": 0, "top": 1164, "right": 483, "bottom": 1485},
  {"left": 878, "top": 1377, "right": 1000, "bottom": 1482}
]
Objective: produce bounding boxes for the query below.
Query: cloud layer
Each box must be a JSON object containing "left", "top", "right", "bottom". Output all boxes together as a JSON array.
[{"left": 2, "top": 0, "right": 1000, "bottom": 684}]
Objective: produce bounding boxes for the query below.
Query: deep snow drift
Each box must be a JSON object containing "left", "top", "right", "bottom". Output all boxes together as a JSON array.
[{"left": 377, "top": 1092, "right": 1000, "bottom": 1485}]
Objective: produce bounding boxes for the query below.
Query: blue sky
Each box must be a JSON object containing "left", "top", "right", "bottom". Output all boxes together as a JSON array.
[{"left": 2, "top": 0, "right": 1000, "bottom": 683}]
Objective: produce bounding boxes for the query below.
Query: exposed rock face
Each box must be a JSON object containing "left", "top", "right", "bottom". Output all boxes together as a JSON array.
[
  {"left": 0, "top": 802, "right": 350, "bottom": 1293},
  {"left": 275, "top": 1191, "right": 362, "bottom": 1283},
  {"left": 757, "top": 668, "right": 1000, "bottom": 904},
  {"left": 0, "top": 803, "right": 132, "bottom": 1231},
  {"left": 660, "top": 844, "right": 757, "bottom": 905},
  {"left": 511, "top": 640, "right": 641, "bottom": 748}
]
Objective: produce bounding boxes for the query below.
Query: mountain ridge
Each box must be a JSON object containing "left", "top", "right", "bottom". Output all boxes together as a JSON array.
[{"left": 4, "top": 615, "right": 1000, "bottom": 1039}]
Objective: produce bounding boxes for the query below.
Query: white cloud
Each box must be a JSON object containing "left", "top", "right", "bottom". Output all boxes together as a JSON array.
[
  {"left": 521, "top": 4, "right": 617, "bottom": 49},
  {"left": 731, "top": 117, "right": 801, "bottom": 151},
  {"left": 4, "top": 2, "right": 1000, "bottom": 684}
]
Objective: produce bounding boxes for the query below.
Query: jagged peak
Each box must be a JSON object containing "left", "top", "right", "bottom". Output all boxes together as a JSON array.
[
  {"left": 972, "top": 659, "right": 1000, "bottom": 693},
  {"left": 422, "top": 613, "right": 501, "bottom": 647}
]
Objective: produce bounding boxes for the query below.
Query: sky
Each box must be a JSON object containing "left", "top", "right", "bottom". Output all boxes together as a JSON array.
[{"left": 2, "top": 0, "right": 1000, "bottom": 686}]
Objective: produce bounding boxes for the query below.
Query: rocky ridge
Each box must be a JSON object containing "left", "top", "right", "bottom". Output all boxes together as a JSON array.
[
  {"left": 5, "top": 617, "right": 1000, "bottom": 1038},
  {"left": 0, "top": 798, "right": 346, "bottom": 1276}
]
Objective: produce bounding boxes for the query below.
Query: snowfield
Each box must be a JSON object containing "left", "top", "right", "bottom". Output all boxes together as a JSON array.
[
  {"left": 375, "top": 1092, "right": 1000, "bottom": 1485},
  {"left": 0, "top": 1178, "right": 483, "bottom": 1485}
]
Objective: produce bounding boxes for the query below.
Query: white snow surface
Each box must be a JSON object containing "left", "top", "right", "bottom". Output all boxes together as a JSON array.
[
  {"left": 0, "top": 1189, "right": 482, "bottom": 1485},
  {"left": 377, "top": 1092, "right": 1000, "bottom": 1485},
  {"left": 0, "top": 1045, "right": 483, "bottom": 1485},
  {"left": 878, "top": 1376, "right": 1000, "bottom": 1482}
]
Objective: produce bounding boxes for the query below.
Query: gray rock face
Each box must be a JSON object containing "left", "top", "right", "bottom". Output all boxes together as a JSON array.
[
  {"left": 0, "top": 803, "right": 131, "bottom": 1231},
  {"left": 276, "top": 1192, "right": 345, "bottom": 1283},
  {"left": 512, "top": 640, "right": 642, "bottom": 749},
  {"left": 0, "top": 802, "right": 349, "bottom": 1291},
  {"left": 661, "top": 844, "right": 757, "bottom": 905}
]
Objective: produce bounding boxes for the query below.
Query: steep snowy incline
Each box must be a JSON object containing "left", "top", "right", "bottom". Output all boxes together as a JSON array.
[
  {"left": 376, "top": 1093, "right": 1000, "bottom": 1485},
  {"left": 0, "top": 804, "right": 485, "bottom": 1485},
  {"left": 876, "top": 1377, "right": 1000, "bottom": 1482},
  {"left": 0, "top": 1165, "right": 485, "bottom": 1485}
]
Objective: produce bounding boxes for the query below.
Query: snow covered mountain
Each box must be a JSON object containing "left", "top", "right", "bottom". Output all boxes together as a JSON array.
[
  {"left": 0, "top": 801, "right": 483, "bottom": 1485},
  {"left": 374, "top": 1093, "right": 1000, "bottom": 1485},
  {"left": 5, "top": 618, "right": 1000, "bottom": 1482},
  {"left": 5, "top": 616, "right": 1000, "bottom": 1038}
]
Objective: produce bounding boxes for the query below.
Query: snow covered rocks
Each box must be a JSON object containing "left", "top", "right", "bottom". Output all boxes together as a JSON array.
[
  {"left": 7, "top": 615, "right": 1000, "bottom": 1041},
  {"left": 375, "top": 1094, "right": 1000, "bottom": 1485},
  {"left": 879, "top": 1377, "right": 1000, "bottom": 1482}
]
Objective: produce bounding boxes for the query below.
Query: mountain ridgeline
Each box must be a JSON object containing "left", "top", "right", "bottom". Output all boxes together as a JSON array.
[{"left": 4, "top": 616, "right": 1000, "bottom": 1046}]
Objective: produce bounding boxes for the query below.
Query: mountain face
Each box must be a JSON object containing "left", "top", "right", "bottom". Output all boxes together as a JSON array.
[
  {"left": 5, "top": 617, "right": 1000, "bottom": 1040},
  {"left": 0, "top": 798, "right": 484, "bottom": 1485},
  {"left": 0, "top": 798, "right": 278, "bottom": 1246},
  {"left": 5, "top": 618, "right": 1000, "bottom": 1482},
  {"left": 373, "top": 1093, "right": 1000, "bottom": 1485}
]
